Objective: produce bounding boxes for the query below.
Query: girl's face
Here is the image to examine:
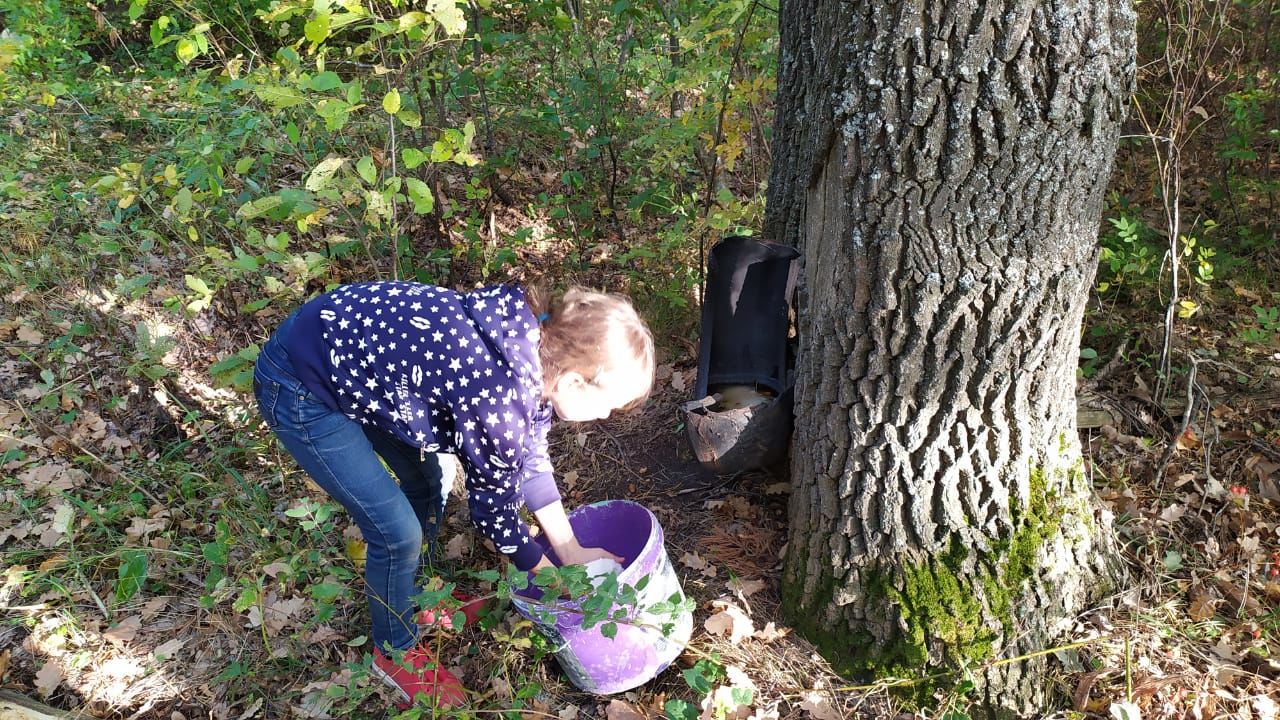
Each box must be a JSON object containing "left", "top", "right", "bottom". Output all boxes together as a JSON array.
[{"left": 546, "top": 356, "right": 649, "bottom": 422}]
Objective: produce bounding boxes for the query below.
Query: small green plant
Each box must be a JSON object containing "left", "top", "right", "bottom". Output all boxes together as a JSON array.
[
  {"left": 1078, "top": 346, "right": 1100, "bottom": 379},
  {"left": 666, "top": 657, "right": 726, "bottom": 720},
  {"left": 1253, "top": 305, "right": 1280, "bottom": 333},
  {"left": 115, "top": 548, "right": 149, "bottom": 604},
  {"left": 1097, "top": 212, "right": 1159, "bottom": 295},
  {"left": 1237, "top": 304, "right": 1280, "bottom": 345}
]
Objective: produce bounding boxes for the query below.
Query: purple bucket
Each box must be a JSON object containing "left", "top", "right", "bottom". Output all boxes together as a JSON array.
[{"left": 512, "top": 500, "right": 693, "bottom": 694}]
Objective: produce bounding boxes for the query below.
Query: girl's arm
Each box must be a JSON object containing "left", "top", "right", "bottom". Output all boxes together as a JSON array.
[{"left": 532, "top": 500, "right": 624, "bottom": 569}]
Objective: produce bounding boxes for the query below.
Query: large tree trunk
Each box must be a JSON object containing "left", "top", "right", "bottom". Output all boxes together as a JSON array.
[{"left": 765, "top": 0, "right": 1134, "bottom": 715}]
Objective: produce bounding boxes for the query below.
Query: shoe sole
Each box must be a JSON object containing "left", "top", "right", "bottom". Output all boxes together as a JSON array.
[{"left": 370, "top": 661, "right": 413, "bottom": 705}]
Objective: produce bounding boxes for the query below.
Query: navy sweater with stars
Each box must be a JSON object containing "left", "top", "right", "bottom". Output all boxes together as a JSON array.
[{"left": 283, "top": 282, "right": 558, "bottom": 571}]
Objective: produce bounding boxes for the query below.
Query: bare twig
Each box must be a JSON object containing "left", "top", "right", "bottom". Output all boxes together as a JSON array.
[
  {"left": 1154, "top": 354, "right": 1201, "bottom": 486},
  {"left": 699, "top": 0, "right": 761, "bottom": 305},
  {"left": 469, "top": 0, "right": 514, "bottom": 207}
]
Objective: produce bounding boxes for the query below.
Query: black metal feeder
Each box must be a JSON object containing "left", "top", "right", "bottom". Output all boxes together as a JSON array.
[{"left": 681, "top": 236, "right": 800, "bottom": 475}]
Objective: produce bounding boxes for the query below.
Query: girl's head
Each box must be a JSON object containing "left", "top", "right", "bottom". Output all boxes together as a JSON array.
[{"left": 531, "top": 286, "right": 655, "bottom": 422}]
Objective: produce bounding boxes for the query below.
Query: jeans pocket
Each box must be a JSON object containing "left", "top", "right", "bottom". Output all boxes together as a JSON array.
[
  {"left": 293, "top": 388, "right": 331, "bottom": 426},
  {"left": 254, "top": 373, "right": 283, "bottom": 431}
]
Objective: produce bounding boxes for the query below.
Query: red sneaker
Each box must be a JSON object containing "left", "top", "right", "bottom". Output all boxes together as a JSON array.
[
  {"left": 372, "top": 642, "right": 466, "bottom": 709},
  {"left": 416, "top": 591, "right": 491, "bottom": 629}
]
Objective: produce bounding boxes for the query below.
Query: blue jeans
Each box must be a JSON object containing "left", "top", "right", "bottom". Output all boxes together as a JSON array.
[{"left": 253, "top": 311, "right": 446, "bottom": 653}]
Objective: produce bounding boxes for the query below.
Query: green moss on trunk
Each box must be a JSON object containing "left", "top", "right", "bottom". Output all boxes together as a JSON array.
[{"left": 783, "top": 461, "right": 1082, "bottom": 700}]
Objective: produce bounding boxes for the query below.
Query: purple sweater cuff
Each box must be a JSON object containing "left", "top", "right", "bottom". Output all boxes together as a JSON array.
[
  {"left": 521, "top": 470, "right": 561, "bottom": 513},
  {"left": 509, "top": 536, "right": 545, "bottom": 571}
]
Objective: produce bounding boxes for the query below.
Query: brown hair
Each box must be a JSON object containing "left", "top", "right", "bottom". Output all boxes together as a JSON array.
[{"left": 529, "top": 285, "right": 655, "bottom": 411}]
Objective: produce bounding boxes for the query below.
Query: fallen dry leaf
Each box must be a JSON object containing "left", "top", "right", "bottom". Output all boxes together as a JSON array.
[
  {"left": 140, "top": 597, "right": 169, "bottom": 620},
  {"left": 1254, "top": 695, "right": 1279, "bottom": 720},
  {"left": 236, "top": 697, "right": 265, "bottom": 720},
  {"left": 17, "top": 324, "right": 44, "bottom": 345},
  {"left": 604, "top": 699, "right": 646, "bottom": 720},
  {"left": 1072, "top": 668, "right": 1111, "bottom": 712},
  {"left": 260, "top": 562, "right": 291, "bottom": 578},
  {"left": 678, "top": 551, "right": 718, "bottom": 578},
  {"left": 104, "top": 615, "right": 142, "bottom": 645},
  {"left": 38, "top": 503, "right": 74, "bottom": 547},
  {"left": 798, "top": 691, "right": 840, "bottom": 720},
  {"left": 491, "top": 674, "right": 513, "bottom": 699},
  {"left": 1175, "top": 428, "right": 1201, "bottom": 451},
  {"left": 704, "top": 601, "right": 754, "bottom": 644},
  {"left": 20, "top": 462, "right": 81, "bottom": 494},
  {"left": 34, "top": 660, "right": 61, "bottom": 697},
  {"left": 764, "top": 482, "right": 790, "bottom": 495},
  {"left": 1245, "top": 455, "right": 1280, "bottom": 502},
  {"left": 753, "top": 622, "right": 789, "bottom": 642},
  {"left": 558, "top": 706, "right": 580, "bottom": 720},
  {"left": 1110, "top": 700, "right": 1141, "bottom": 720},
  {"left": 728, "top": 577, "right": 766, "bottom": 599},
  {"left": 671, "top": 370, "right": 686, "bottom": 392},
  {"left": 1213, "top": 571, "right": 1262, "bottom": 613},
  {"left": 1187, "top": 587, "right": 1218, "bottom": 622},
  {"left": 445, "top": 533, "right": 471, "bottom": 560},
  {"left": 247, "top": 593, "right": 307, "bottom": 636},
  {"left": 153, "top": 637, "right": 185, "bottom": 660}
]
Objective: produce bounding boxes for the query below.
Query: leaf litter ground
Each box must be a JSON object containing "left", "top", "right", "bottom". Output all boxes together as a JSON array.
[{"left": 1, "top": 107, "right": 1279, "bottom": 720}]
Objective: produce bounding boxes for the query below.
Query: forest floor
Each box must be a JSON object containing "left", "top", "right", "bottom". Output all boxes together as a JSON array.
[{"left": 3, "top": 218, "right": 1280, "bottom": 720}]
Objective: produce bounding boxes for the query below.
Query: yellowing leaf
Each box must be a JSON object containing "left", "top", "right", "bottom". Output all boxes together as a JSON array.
[
  {"left": 382, "top": 89, "right": 401, "bottom": 115},
  {"left": 304, "top": 12, "right": 331, "bottom": 44},
  {"left": 398, "top": 11, "right": 428, "bottom": 29},
  {"left": 175, "top": 37, "right": 198, "bottom": 64},
  {"left": 253, "top": 85, "right": 308, "bottom": 109},
  {"left": 345, "top": 537, "right": 367, "bottom": 566},
  {"left": 305, "top": 156, "right": 346, "bottom": 192},
  {"left": 427, "top": 0, "right": 467, "bottom": 35}
]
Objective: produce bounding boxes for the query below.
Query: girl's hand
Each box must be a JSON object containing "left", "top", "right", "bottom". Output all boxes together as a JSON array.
[
  {"left": 556, "top": 537, "right": 624, "bottom": 568},
  {"left": 531, "top": 501, "right": 625, "bottom": 568}
]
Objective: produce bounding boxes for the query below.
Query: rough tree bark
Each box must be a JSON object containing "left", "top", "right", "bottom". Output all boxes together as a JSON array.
[{"left": 764, "top": 0, "right": 1135, "bottom": 715}]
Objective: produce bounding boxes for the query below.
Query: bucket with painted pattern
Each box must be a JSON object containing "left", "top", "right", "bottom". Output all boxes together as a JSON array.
[{"left": 511, "top": 500, "right": 693, "bottom": 694}]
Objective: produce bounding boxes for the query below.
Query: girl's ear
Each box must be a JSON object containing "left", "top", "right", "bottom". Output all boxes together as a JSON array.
[{"left": 555, "top": 371, "right": 587, "bottom": 393}]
